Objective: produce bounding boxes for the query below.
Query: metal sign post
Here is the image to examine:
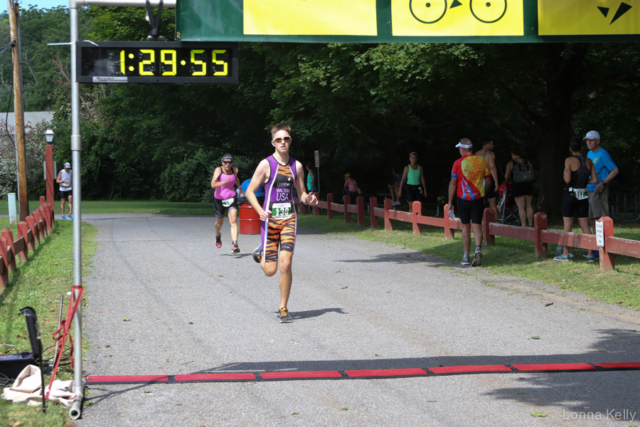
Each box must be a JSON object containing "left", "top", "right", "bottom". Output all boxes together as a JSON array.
[{"left": 67, "top": 0, "right": 176, "bottom": 419}]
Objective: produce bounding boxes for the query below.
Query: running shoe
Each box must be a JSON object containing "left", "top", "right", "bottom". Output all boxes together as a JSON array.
[
  {"left": 472, "top": 251, "right": 482, "bottom": 267},
  {"left": 392, "top": 201, "right": 401, "bottom": 207},
  {"left": 215, "top": 235, "right": 222, "bottom": 248},
  {"left": 553, "top": 255, "right": 570, "bottom": 262},
  {"left": 231, "top": 241, "right": 240, "bottom": 254},
  {"left": 583, "top": 252, "right": 599, "bottom": 260},
  {"left": 461, "top": 253, "right": 471, "bottom": 266},
  {"left": 252, "top": 245, "right": 263, "bottom": 263},
  {"left": 585, "top": 255, "right": 596, "bottom": 263},
  {"left": 61, "top": 215, "right": 66, "bottom": 220},
  {"left": 69, "top": 215, "right": 73, "bottom": 220},
  {"left": 278, "top": 307, "right": 293, "bottom": 323}
]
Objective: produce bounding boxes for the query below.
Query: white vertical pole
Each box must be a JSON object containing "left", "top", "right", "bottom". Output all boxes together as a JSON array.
[{"left": 8, "top": 193, "right": 16, "bottom": 224}]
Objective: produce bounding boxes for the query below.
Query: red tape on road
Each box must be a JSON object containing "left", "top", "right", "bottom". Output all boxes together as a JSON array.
[{"left": 86, "top": 362, "right": 640, "bottom": 385}]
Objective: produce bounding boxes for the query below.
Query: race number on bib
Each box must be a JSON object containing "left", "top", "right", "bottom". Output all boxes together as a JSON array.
[
  {"left": 221, "top": 197, "right": 235, "bottom": 208},
  {"left": 572, "top": 189, "right": 588, "bottom": 201},
  {"left": 272, "top": 202, "right": 293, "bottom": 220}
]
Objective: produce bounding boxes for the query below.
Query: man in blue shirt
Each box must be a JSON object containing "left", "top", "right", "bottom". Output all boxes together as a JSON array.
[{"left": 585, "top": 130, "right": 619, "bottom": 223}]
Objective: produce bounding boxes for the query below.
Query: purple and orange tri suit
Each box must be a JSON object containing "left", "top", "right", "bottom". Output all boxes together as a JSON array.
[{"left": 261, "top": 155, "right": 298, "bottom": 263}]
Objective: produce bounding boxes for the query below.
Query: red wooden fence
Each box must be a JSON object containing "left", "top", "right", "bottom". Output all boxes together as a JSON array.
[
  {"left": 295, "top": 193, "right": 640, "bottom": 272},
  {"left": 0, "top": 196, "right": 55, "bottom": 290}
]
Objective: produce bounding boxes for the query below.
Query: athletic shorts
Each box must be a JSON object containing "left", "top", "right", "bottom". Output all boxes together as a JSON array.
[
  {"left": 457, "top": 197, "right": 484, "bottom": 225},
  {"left": 262, "top": 214, "right": 297, "bottom": 263},
  {"left": 213, "top": 196, "right": 238, "bottom": 219},
  {"left": 588, "top": 186, "right": 610, "bottom": 219},
  {"left": 562, "top": 191, "right": 589, "bottom": 218},
  {"left": 404, "top": 184, "right": 424, "bottom": 202},
  {"left": 512, "top": 182, "right": 533, "bottom": 198},
  {"left": 60, "top": 189, "right": 72, "bottom": 199},
  {"left": 485, "top": 185, "right": 497, "bottom": 200}
]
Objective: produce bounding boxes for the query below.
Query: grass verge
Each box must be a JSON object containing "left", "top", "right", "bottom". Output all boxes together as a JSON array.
[
  {"left": 298, "top": 214, "right": 640, "bottom": 310},
  {"left": 0, "top": 219, "right": 97, "bottom": 427}
]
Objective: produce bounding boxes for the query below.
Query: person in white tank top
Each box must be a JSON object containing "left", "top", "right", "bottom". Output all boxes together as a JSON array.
[{"left": 56, "top": 162, "right": 73, "bottom": 220}]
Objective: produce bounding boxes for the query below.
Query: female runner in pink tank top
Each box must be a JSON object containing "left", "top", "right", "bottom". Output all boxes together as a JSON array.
[{"left": 211, "top": 154, "right": 245, "bottom": 253}]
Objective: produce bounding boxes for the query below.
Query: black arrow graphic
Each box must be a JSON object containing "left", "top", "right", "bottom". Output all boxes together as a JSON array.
[
  {"left": 597, "top": 6, "right": 609, "bottom": 17},
  {"left": 611, "top": 2, "right": 632, "bottom": 24}
]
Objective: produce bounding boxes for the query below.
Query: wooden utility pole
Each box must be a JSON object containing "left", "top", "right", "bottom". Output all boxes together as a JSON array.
[{"left": 8, "top": 0, "right": 28, "bottom": 221}]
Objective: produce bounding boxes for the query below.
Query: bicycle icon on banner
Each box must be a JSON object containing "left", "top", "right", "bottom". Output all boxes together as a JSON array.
[{"left": 410, "top": 0, "right": 508, "bottom": 24}]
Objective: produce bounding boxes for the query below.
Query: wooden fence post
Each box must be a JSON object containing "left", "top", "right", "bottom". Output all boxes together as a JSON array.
[
  {"left": 327, "top": 193, "right": 334, "bottom": 219},
  {"left": 344, "top": 195, "right": 351, "bottom": 223},
  {"left": 26, "top": 216, "right": 39, "bottom": 246},
  {"left": 370, "top": 197, "right": 378, "bottom": 228},
  {"left": 40, "top": 195, "right": 45, "bottom": 207},
  {"left": 444, "top": 204, "right": 455, "bottom": 240},
  {"left": 534, "top": 212, "right": 548, "bottom": 258},
  {"left": 40, "top": 206, "right": 50, "bottom": 235},
  {"left": 16, "top": 221, "right": 29, "bottom": 260},
  {"left": 384, "top": 198, "right": 393, "bottom": 231},
  {"left": 412, "top": 201, "right": 422, "bottom": 235},
  {"left": 313, "top": 192, "right": 320, "bottom": 215},
  {"left": 598, "top": 217, "right": 615, "bottom": 271},
  {"left": 0, "top": 237, "right": 9, "bottom": 286},
  {"left": 18, "top": 221, "right": 36, "bottom": 260},
  {"left": 357, "top": 196, "right": 365, "bottom": 226},
  {"left": 483, "top": 208, "right": 495, "bottom": 246},
  {"left": 1, "top": 229, "right": 16, "bottom": 271}
]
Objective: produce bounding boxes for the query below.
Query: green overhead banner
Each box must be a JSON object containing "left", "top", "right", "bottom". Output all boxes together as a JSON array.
[{"left": 176, "top": 0, "right": 640, "bottom": 43}]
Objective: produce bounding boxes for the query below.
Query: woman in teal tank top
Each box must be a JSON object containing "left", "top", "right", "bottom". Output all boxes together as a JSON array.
[{"left": 398, "top": 152, "right": 427, "bottom": 213}]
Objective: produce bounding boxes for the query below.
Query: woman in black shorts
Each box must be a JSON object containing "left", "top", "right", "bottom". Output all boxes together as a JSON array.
[
  {"left": 554, "top": 137, "right": 598, "bottom": 262},
  {"left": 504, "top": 146, "right": 534, "bottom": 227}
]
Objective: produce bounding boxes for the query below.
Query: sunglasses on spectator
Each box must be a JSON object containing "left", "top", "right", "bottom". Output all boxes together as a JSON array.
[{"left": 273, "top": 136, "right": 292, "bottom": 143}]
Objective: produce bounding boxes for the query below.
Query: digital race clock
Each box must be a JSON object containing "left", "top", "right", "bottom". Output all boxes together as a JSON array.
[{"left": 77, "top": 42, "right": 239, "bottom": 84}]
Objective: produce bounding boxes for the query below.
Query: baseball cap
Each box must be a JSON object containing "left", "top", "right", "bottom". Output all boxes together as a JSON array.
[
  {"left": 64, "top": 162, "right": 71, "bottom": 168},
  {"left": 583, "top": 130, "right": 600, "bottom": 140},
  {"left": 344, "top": 173, "right": 351, "bottom": 178},
  {"left": 455, "top": 141, "right": 473, "bottom": 149}
]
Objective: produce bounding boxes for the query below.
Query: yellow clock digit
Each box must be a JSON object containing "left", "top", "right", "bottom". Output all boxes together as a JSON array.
[
  {"left": 212, "top": 50, "right": 228, "bottom": 76},
  {"left": 120, "top": 50, "right": 126, "bottom": 75},
  {"left": 139, "top": 49, "right": 155, "bottom": 76},
  {"left": 191, "top": 50, "right": 206, "bottom": 76},
  {"left": 160, "top": 50, "right": 177, "bottom": 76}
]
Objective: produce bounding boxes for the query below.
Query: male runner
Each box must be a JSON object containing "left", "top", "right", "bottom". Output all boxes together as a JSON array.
[
  {"left": 56, "top": 162, "right": 73, "bottom": 220},
  {"left": 246, "top": 124, "right": 319, "bottom": 323},
  {"left": 475, "top": 139, "right": 499, "bottom": 221}
]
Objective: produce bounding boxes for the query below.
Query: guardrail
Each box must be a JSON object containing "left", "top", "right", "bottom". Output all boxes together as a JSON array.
[
  {"left": 295, "top": 193, "right": 639, "bottom": 272},
  {"left": 0, "top": 196, "right": 55, "bottom": 289}
]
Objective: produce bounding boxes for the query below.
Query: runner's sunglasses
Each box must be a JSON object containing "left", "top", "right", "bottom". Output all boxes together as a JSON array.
[{"left": 273, "top": 136, "right": 292, "bottom": 143}]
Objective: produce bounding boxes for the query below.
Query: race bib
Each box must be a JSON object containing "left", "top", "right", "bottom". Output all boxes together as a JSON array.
[
  {"left": 573, "top": 188, "right": 588, "bottom": 200},
  {"left": 221, "top": 197, "right": 235, "bottom": 208},
  {"left": 272, "top": 202, "right": 293, "bottom": 220}
]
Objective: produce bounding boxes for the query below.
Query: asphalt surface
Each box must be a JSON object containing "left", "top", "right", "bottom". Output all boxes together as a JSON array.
[{"left": 76, "top": 214, "right": 640, "bottom": 426}]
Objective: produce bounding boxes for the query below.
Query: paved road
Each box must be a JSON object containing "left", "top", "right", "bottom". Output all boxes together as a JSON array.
[{"left": 77, "top": 214, "right": 640, "bottom": 426}]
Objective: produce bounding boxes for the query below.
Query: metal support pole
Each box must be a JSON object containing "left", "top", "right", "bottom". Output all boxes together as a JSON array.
[
  {"left": 68, "top": 1, "right": 83, "bottom": 420},
  {"left": 66, "top": 0, "right": 176, "bottom": 419}
]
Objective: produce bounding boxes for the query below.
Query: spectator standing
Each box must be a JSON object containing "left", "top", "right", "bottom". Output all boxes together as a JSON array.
[
  {"left": 554, "top": 137, "right": 598, "bottom": 262},
  {"left": 504, "top": 146, "right": 534, "bottom": 227},
  {"left": 211, "top": 154, "right": 244, "bottom": 253},
  {"left": 343, "top": 173, "right": 361, "bottom": 200},
  {"left": 475, "top": 139, "right": 500, "bottom": 221},
  {"left": 56, "top": 162, "right": 73, "bottom": 220},
  {"left": 388, "top": 168, "right": 402, "bottom": 207},
  {"left": 585, "top": 130, "right": 618, "bottom": 224},
  {"left": 398, "top": 152, "right": 427, "bottom": 213},
  {"left": 306, "top": 162, "right": 317, "bottom": 192},
  {"left": 447, "top": 139, "right": 491, "bottom": 267}
]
